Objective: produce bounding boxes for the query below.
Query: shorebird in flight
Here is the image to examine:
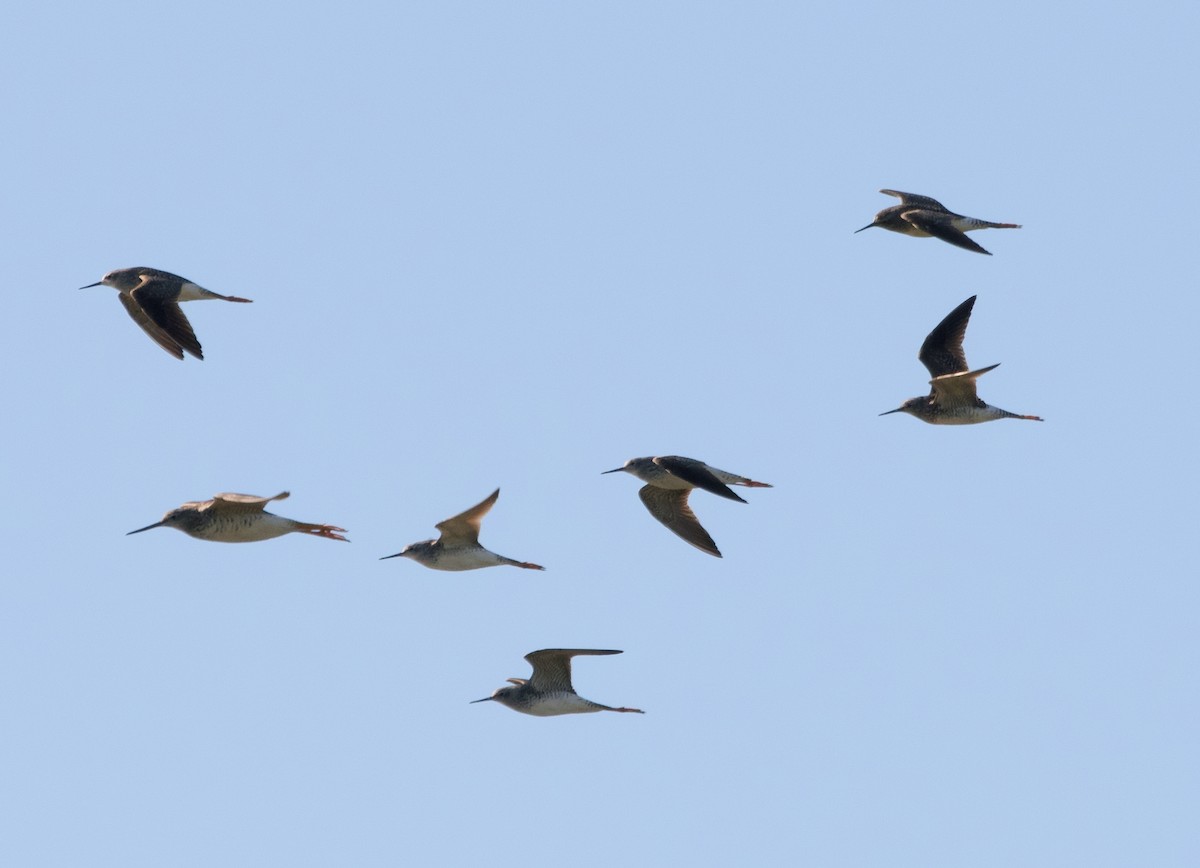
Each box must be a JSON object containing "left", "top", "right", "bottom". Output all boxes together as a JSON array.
[
  {"left": 380, "top": 489, "right": 545, "bottom": 571},
  {"left": 81, "top": 267, "right": 251, "bottom": 359},
  {"left": 127, "top": 492, "right": 348, "bottom": 542},
  {"left": 604, "top": 456, "right": 771, "bottom": 558},
  {"left": 855, "top": 190, "right": 1020, "bottom": 255},
  {"left": 880, "top": 295, "right": 1043, "bottom": 424},
  {"left": 472, "top": 649, "right": 644, "bottom": 716}
]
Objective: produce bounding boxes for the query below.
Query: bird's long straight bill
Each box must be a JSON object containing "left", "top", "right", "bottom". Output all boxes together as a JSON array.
[
  {"left": 379, "top": 552, "right": 404, "bottom": 560},
  {"left": 470, "top": 696, "right": 494, "bottom": 704},
  {"left": 878, "top": 408, "right": 904, "bottom": 416},
  {"left": 854, "top": 223, "right": 876, "bottom": 233},
  {"left": 126, "top": 521, "right": 165, "bottom": 535},
  {"left": 79, "top": 282, "right": 102, "bottom": 289},
  {"left": 601, "top": 468, "right": 624, "bottom": 474}
]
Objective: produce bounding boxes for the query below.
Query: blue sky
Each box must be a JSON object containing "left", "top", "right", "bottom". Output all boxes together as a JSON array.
[{"left": 2, "top": 3, "right": 1197, "bottom": 866}]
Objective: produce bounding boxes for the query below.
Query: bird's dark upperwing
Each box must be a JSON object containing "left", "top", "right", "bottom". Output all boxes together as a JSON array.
[
  {"left": 902, "top": 211, "right": 992, "bottom": 255},
  {"left": 880, "top": 189, "right": 949, "bottom": 211},
  {"left": 131, "top": 278, "right": 204, "bottom": 359},
  {"left": 919, "top": 295, "right": 977, "bottom": 378},
  {"left": 653, "top": 456, "right": 746, "bottom": 503},
  {"left": 117, "top": 292, "right": 185, "bottom": 359}
]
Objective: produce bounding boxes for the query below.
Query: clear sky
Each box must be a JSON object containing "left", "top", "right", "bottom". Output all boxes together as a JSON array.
[{"left": 2, "top": 3, "right": 1197, "bottom": 866}]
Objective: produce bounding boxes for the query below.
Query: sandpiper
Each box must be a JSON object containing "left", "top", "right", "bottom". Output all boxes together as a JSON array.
[
  {"left": 471, "top": 649, "right": 644, "bottom": 716},
  {"left": 380, "top": 488, "right": 545, "bottom": 571},
  {"left": 855, "top": 189, "right": 1021, "bottom": 255},
  {"left": 81, "top": 267, "right": 252, "bottom": 359},
  {"left": 127, "top": 492, "right": 348, "bottom": 542},
  {"left": 603, "top": 456, "right": 772, "bottom": 558},
  {"left": 881, "top": 295, "right": 1043, "bottom": 424}
]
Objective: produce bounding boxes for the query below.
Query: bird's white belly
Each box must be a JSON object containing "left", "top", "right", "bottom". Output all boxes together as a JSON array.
[
  {"left": 431, "top": 547, "right": 509, "bottom": 570},
  {"left": 525, "top": 695, "right": 601, "bottom": 716},
  {"left": 175, "top": 282, "right": 211, "bottom": 301},
  {"left": 640, "top": 473, "right": 691, "bottom": 490},
  {"left": 192, "top": 514, "right": 294, "bottom": 542}
]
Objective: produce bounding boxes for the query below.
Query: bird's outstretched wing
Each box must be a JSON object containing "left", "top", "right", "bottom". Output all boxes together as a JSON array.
[
  {"left": 436, "top": 489, "right": 499, "bottom": 545},
  {"left": 525, "top": 649, "right": 622, "bottom": 693},
  {"left": 919, "top": 296, "right": 977, "bottom": 378},
  {"left": 880, "top": 189, "right": 949, "bottom": 211},
  {"left": 638, "top": 485, "right": 722, "bottom": 557},
  {"left": 130, "top": 273, "right": 204, "bottom": 358}
]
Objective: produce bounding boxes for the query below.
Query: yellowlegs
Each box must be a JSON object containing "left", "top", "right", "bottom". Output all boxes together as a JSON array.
[
  {"left": 855, "top": 189, "right": 1021, "bottom": 255},
  {"left": 380, "top": 489, "right": 545, "bottom": 570},
  {"left": 471, "top": 649, "right": 644, "bottom": 716},
  {"left": 81, "top": 267, "right": 251, "bottom": 359},
  {"left": 881, "top": 295, "right": 1043, "bottom": 424},
  {"left": 603, "top": 456, "right": 772, "bottom": 558},
  {"left": 127, "top": 492, "right": 348, "bottom": 542}
]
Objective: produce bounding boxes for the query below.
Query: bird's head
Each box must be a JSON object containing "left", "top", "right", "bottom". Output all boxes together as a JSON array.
[
  {"left": 471, "top": 680, "right": 524, "bottom": 709},
  {"left": 80, "top": 268, "right": 142, "bottom": 292},
  {"left": 379, "top": 539, "right": 435, "bottom": 561},
  {"left": 879, "top": 397, "right": 925, "bottom": 418},
  {"left": 126, "top": 507, "right": 189, "bottom": 536},
  {"left": 602, "top": 457, "right": 653, "bottom": 476}
]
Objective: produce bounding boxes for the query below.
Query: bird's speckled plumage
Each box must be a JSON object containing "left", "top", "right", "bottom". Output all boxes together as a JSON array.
[{"left": 126, "top": 491, "right": 348, "bottom": 542}]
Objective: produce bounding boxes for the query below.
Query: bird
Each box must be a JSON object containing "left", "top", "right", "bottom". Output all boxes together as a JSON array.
[
  {"left": 603, "top": 456, "right": 772, "bottom": 558},
  {"left": 81, "top": 267, "right": 252, "bottom": 359},
  {"left": 380, "top": 488, "right": 545, "bottom": 570},
  {"left": 855, "top": 189, "right": 1021, "bottom": 255},
  {"left": 880, "top": 295, "right": 1043, "bottom": 424},
  {"left": 126, "top": 492, "right": 348, "bottom": 542},
  {"left": 471, "top": 649, "right": 644, "bottom": 716}
]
